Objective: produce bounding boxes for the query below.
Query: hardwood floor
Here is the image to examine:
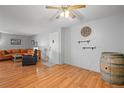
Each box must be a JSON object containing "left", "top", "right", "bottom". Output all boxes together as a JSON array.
[{"left": 0, "top": 60, "right": 124, "bottom": 88}]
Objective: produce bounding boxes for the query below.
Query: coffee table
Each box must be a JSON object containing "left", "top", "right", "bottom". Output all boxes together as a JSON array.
[{"left": 12, "top": 54, "right": 23, "bottom": 62}]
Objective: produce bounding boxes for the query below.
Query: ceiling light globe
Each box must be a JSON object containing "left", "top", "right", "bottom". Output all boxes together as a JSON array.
[
  {"left": 65, "top": 11, "right": 70, "bottom": 18},
  {"left": 60, "top": 12, "right": 64, "bottom": 17}
]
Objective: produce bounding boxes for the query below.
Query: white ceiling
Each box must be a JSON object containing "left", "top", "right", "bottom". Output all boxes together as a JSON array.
[{"left": 0, "top": 5, "right": 124, "bottom": 36}]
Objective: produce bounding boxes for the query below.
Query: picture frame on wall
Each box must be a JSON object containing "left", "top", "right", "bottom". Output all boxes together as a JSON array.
[
  {"left": 35, "top": 41, "right": 38, "bottom": 47},
  {"left": 31, "top": 40, "right": 35, "bottom": 45},
  {"left": 11, "top": 39, "right": 21, "bottom": 45}
]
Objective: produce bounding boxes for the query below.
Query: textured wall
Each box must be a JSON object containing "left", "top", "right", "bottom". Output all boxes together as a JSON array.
[
  {"left": 0, "top": 33, "right": 32, "bottom": 50},
  {"left": 64, "top": 14, "right": 123, "bottom": 72},
  {"left": 32, "top": 28, "right": 61, "bottom": 62}
]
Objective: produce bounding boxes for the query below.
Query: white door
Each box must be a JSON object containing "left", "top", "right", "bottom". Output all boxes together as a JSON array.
[{"left": 49, "top": 32, "right": 60, "bottom": 64}]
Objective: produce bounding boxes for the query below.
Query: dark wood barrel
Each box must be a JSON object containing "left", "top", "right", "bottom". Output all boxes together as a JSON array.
[{"left": 100, "top": 52, "right": 124, "bottom": 84}]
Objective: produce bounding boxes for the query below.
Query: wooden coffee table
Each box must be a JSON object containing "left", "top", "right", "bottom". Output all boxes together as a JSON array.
[{"left": 12, "top": 54, "right": 23, "bottom": 62}]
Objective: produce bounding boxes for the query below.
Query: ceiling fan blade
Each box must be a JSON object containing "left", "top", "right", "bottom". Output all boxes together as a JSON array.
[
  {"left": 70, "top": 10, "right": 84, "bottom": 20},
  {"left": 49, "top": 11, "right": 61, "bottom": 21},
  {"left": 69, "top": 5, "right": 86, "bottom": 10},
  {"left": 69, "top": 12, "right": 76, "bottom": 19},
  {"left": 46, "top": 5, "right": 61, "bottom": 10},
  {"left": 56, "top": 15, "right": 60, "bottom": 19}
]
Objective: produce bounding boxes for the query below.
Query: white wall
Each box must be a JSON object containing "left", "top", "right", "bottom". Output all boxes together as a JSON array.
[
  {"left": 64, "top": 14, "right": 123, "bottom": 72},
  {"left": 32, "top": 13, "right": 124, "bottom": 72},
  {"left": 0, "top": 33, "right": 32, "bottom": 50},
  {"left": 61, "top": 27, "right": 71, "bottom": 64},
  {"left": 122, "top": 14, "right": 124, "bottom": 53},
  {"left": 32, "top": 32, "right": 50, "bottom": 61},
  {"left": 49, "top": 31, "right": 60, "bottom": 64},
  {"left": 123, "top": 24, "right": 124, "bottom": 53},
  {"left": 32, "top": 28, "right": 60, "bottom": 61}
]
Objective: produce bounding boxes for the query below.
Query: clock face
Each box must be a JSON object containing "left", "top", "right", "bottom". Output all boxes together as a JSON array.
[{"left": 81, "top": 26, "right": 91, "bottom": 37}]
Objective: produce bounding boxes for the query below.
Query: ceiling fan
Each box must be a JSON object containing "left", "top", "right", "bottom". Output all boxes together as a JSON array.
[{"left": 46, "top": 5, "right": 86, "bottom": 20}]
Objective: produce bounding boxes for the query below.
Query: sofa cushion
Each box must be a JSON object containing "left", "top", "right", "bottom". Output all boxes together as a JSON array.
[
  {"left": 4, "top": 50, "right": 9, "bottom": 55},
  {"left": 0, "top": 55, "right": 12, "bottom": 60},
  {"left": 11, "top": 49, "right": 16, "bottom": 53},
  {"left": 20, "top": 49, "right": 27, "bottom": 53},
  {"left": 11, "top": 49, "right": 20, "bottom": 53},
  {"left": 27, "top": 49, "right": 34, "bottom": 54},
  {"left": 0, "top": 50, "right": 5, "bottom": 56},
  {"left": 17, "top": 53, "right": 27, "bottom": 56},
  {"left": 6, "top": 50, "right": 12, "bottom": 54},
  {"left": 4, "top": 54, "right": 13, "bottom": 57}
]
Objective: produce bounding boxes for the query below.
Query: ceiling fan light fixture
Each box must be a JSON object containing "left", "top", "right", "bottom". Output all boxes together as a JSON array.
[
  {"left": 60, "top": 12, "right": 64, "bottom": 17},
  {"left": 65, "top": 11, "right": 70, "bottom": 18},
  {"left": 60, "top": 10, "right": 70, "bottom": 18},
  {"left": 46, "top": 5, "right": 86, "bottom": 19}
]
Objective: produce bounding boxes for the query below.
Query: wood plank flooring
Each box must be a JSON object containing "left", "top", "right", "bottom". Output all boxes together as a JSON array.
[{"left": 0, "top": 60, "right": 124, "bottom": 88}]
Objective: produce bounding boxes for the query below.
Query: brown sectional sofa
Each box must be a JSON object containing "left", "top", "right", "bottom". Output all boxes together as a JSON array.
[{"left": 0, "top": 49, "right": 34, "bottom": 61}]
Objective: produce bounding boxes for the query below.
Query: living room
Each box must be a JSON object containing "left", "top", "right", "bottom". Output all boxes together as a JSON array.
[{"left": 0, "top": 5, "right": 124, "bottom": 88}]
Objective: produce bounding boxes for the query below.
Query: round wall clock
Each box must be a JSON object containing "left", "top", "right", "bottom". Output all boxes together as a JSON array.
[{"left": 81, "top": 26, "right": 92, "bottom": 37}]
